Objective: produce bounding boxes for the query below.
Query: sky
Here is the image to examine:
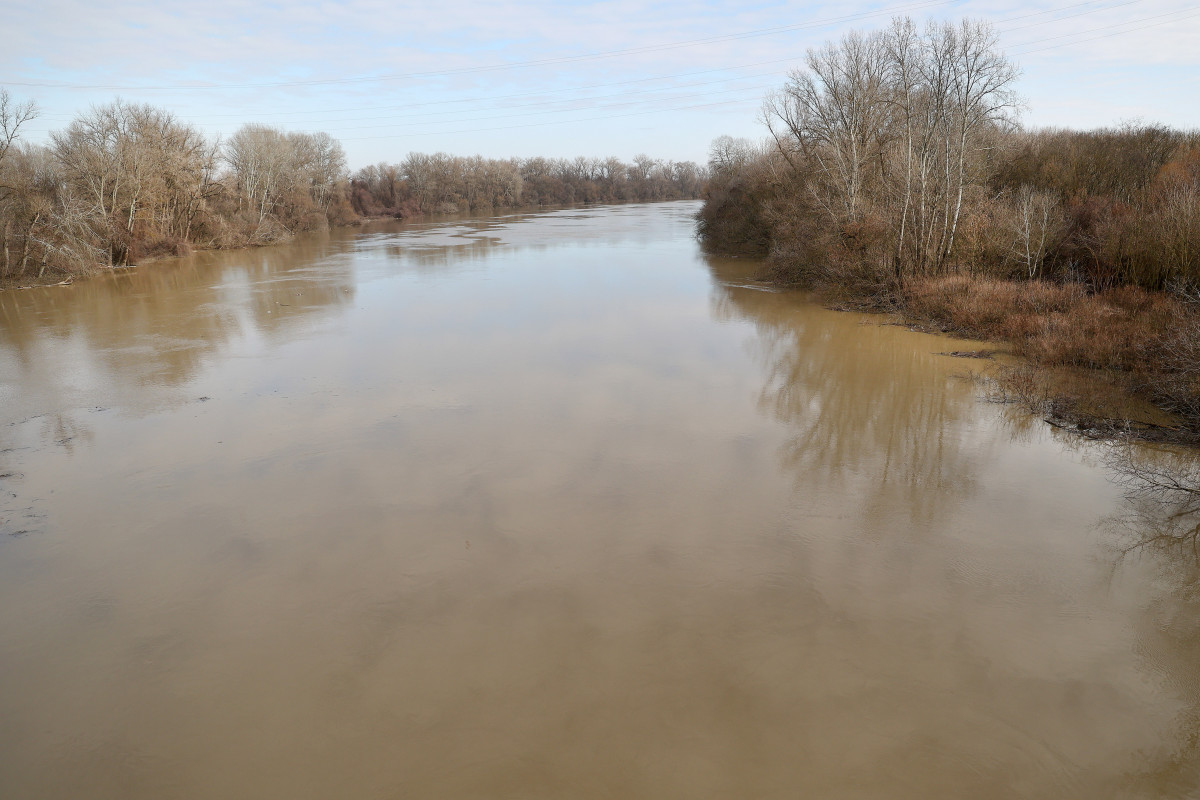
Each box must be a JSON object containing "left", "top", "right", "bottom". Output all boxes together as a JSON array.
[{"left": 3, "top": 0, "right": 1198, "bottom": 169}]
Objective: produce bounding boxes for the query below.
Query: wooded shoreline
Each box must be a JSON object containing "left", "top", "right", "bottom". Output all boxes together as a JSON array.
[
  {"left": 698, "top": 18, "right": 1200, "bottom": 443},
  {"left": 0, "top": 198, "right": 678, "bottom": 291},
  {"left": 0, "top": 89, "right": 705, "bottom": 289}
]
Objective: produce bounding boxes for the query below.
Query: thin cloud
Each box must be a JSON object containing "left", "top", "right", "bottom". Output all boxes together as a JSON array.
[{"left": 3, "top": 0, "right": 1196, "bottom": 165}]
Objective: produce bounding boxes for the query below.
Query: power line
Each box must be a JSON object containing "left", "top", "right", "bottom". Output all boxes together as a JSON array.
[
  {"left": 20, "top": 0, "right": 1164, "bottom": 130},
  {"left": 26, "top": 0, "right": 1136, "bottom": 125},
  {"left": 282, "top": 74, "right": 779, "bottom": 127},
  {"left": 1007, "top": 6, "right": 1200, "bottom": 52},
  {"left": 271, "top": 82, "right": 777, "bottom": 135},
  {"left": 4, "top": 0, "right": 958, "bottom": 91},
  {"left": 320, "top": 5, "right": 1200, "bottom": 143},
  {"left": 336, "top": 97, "right": 764, "bottom": 142},
  {"left": 17, "top": 77, "right": 778, "bottom": 139},
  {"left": 997, "top": 0, "right": 1140, "bottom": 32},
  {"left": 140, "top": 0, "right": 1144, "bottom": 127},
  {"left": 34, "top": 71, "right": 781, "bottom": 127},
  {"left": 992, "top": 0, "right": 1127, "bottom": 24},
  {"left": 27, "top": 62, "right": 793, "bottom": 121},
  {"left": 13, "top": 0, "right": 1195, "bottom": 142}
]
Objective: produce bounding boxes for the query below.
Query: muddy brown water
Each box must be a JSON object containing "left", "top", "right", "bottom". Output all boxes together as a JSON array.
[{"left": 1, "top": 201, "right": 1198, "bottom": 799}]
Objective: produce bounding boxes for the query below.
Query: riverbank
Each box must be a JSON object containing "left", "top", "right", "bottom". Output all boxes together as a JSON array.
[
  {"left": 772, "top": 267, "right": 1200, "bottom": 445},
  {"left": 0, "top": 199, "right": 693, "bottom": 291},
  {"left": 0, "top": 215, "right": 380, "bottom": 291},
  {"left": 0, "top": 91, "right": 705, "bottom": 296}
]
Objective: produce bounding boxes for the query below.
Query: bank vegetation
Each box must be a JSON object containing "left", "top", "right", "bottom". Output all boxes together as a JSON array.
[
  {"left": 698, "top": 17, "right": 1200, "bottom": 438},
  {"left": 0, "top": 89, "right": 704, "bottom": 287}
]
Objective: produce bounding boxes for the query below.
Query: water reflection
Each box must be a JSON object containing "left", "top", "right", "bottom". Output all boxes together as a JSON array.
[
  {"left": 355, "top": 203, "right": 698, "bottom": 272},
  {"left": 0, "top": 231, "right": 356, "bottom": 415},
  {"left": 1121, "top": 557, "right": 1200, "bottom": 795},
  {"left": 711, "top": 253, "right": 1200, "bottom": 798},
  {"left": 1100, "top": 444, "right": 1200, "bottom": 792},
  {"left": 707, "top": 254, "right": 991, "bottom": 526},
  {"left": 2, "top": 202, "right": 1200, "bottom": 798}
]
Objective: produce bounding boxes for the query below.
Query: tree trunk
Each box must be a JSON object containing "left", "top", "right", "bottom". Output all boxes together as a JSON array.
[{"left": 19, "top": 212, "right": 38, "bottom": 274}]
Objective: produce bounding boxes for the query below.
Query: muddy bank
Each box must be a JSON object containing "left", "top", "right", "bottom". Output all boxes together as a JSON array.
[{"left": 762, "top": 270, "right": 1200, "bottom": 447}]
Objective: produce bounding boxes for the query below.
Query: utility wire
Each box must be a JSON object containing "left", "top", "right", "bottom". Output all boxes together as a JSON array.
[
  {"left": 34, "top": 71, "right": 781, "bottom": 126},
  {"left": 29, "top": 0, "right": 1138, "bottom": 124},
  {"left": 27, "top": 62, "right": 800, "bottom": 121},
  {"left": 20, "top": 0, "right": 1161, "bottom": 128},
  {"left": 1007, "top": 6, "right": 1200, "bottom": 52},
  {"left": 15, "top": 0, "right": 1195, "bottom": 140},
  {"left": 997, "top": 0, "right": 1140, "bottom": 32},
  {"left": 312, "top": 7, "right": 1200, "bottom": 143},
  {"left": 335, "top": 97, "right": 764, "bottom": 141},
  {"left": 171, "top": 4, "right": 1198, "bottom": 138},
  {"left": 271, "top": 82, "right": 777, "bottom": 135},
  {"left": 992, "top": 0, "right": 1129, "bottom": 24},
  {"left": 5, "top": 0, "right": 958, "bottom": 91}
]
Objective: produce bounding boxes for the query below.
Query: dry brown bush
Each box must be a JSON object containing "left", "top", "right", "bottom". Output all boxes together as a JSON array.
[
  {"left": 903, "top": 276, "right": 1080, "bottom": 336},
  {"left": 129, "top": 236, "right": 192, "bottom": 261},
  {"left": 903, "top": 276, "right": 1184, "bottom": 370}
]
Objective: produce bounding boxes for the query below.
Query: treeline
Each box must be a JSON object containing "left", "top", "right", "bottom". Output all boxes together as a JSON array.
[
  {"left": 699, "top": 18, "right": 1200, "bottom": 293},
  {"left": 699, "top": 17, "right": 1200, "bottom": 436},
  {"left": 350, "top": 153, "right": 705, "bottom": 217},
  {"left": 0, "top": 90, "right": 705, "bottom": 284},
  {"left": 0, "top": 94, "right": 358, "bottom": 281}
]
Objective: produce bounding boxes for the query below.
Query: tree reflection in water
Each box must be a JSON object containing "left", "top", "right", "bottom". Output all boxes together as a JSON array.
[
  {"left": 706, "top": 252, "right": 992, "bottom": 529},
  {"left": 1097, "top": 444, "right": 1200, "bottom": 793},
  {"left": 711, "top": 247, "right": 1200, "bottom": 796}
]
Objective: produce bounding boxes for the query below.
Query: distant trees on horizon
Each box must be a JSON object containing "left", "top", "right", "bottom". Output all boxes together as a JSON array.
[
  {"left": 0, "top": 89, "right": 706, "bottom": 283},
  {"left": 349, "top": 153, "right": 705, "bottom": 217}
]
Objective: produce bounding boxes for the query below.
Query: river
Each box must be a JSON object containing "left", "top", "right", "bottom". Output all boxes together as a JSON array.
[{"left": 1, "top": 201, "right": 1197, "bottom": 798}]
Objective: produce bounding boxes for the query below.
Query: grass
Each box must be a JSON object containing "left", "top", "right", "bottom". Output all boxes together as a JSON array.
[{"left": 902, "top": 276, "right": 1182, "bottom": 371}]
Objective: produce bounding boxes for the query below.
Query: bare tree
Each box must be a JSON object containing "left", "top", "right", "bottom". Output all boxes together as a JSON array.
[
  {"left": 708, "top": 135, "right": 758, "bottom": 176},
  {"left": 1, "top": 90, "right": 40, "bottom": 276},
  {"left": 353, "top": 152, "right": 701, "bottom": 216},
  {"left": 0, "top": 144, "right": 53, "bottom": 276},
  {"left": 1107, "top": 443, "right": 1200, "bottom": 557},
  {"left": 288, "top": 131, "right": 347, "bottom": 210},
  {"left": 883, "top": 18, "right": 921, "bottom": 273},
  {"left": 629, "top": 154, "right": 657, "bottom": 183},
  {"left": 50, "top": 102, "right": 124, "bottom": 263},
  {"left": 1010, "top": 184, "right": 1060, "bottom": 278},
  {"left": 52, "top": 100, "right": 218, "bottom": 264},
  {"left": 941, "top": 19, "right": 1021, "bottom": 267},
  {"left": 0, "top": 89, "right": 38, "bottom": 169},
  {"left": 225, "top": 124, "right": 295, "bottom": 223},
  {"left": 762, "top": 29, "right": 890, "bottom": 221},
  {"left": 760, "top": 18, "right": 1019, "bottom": 277},
  {"left": 1160, "top": 177, "right": 1200, "bottom": 279}
]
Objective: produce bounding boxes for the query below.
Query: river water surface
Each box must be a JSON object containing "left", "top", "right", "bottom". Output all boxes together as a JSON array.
[{"left": 1, "top": 201, "right": 1198, "bottom": 798}]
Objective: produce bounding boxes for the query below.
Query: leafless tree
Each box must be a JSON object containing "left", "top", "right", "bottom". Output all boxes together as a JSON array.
[
  {"left": 763, "top": 30, "right": 890, "bottom": 222},
  {"left": 0, "top": 89, "right": 37, "bottom": 169},
  {"left": 760, "top": 17, "right": 1020, "bottom": 277},
  {"left": 50, "top": 100, "right": 218, "bottom": 264},
  {"left": 224, "top": 124, "right": 296, "bottom": 223},
  {"left": 288, "top": 130, "right": 347, "bottom": 210},
  {"left": 708, "top": 135, "right": 759, "bottom": 176},
  {"left": 941, "top": 20, "right": 1021, "bottom": 267},
  {"left": 1010, "top": 184, "right": 1060, "bottom": 278},
  {"left": 1, "top": 90, "right": 40, "bottom": 275},
  {"left": 1107, "top": 443, "right": 1200, "bottom": 557}
]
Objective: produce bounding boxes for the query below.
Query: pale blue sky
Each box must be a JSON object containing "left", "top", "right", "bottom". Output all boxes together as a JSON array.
[{"left": 4, "top": 0, "right": 1198, "bottom": 168}]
